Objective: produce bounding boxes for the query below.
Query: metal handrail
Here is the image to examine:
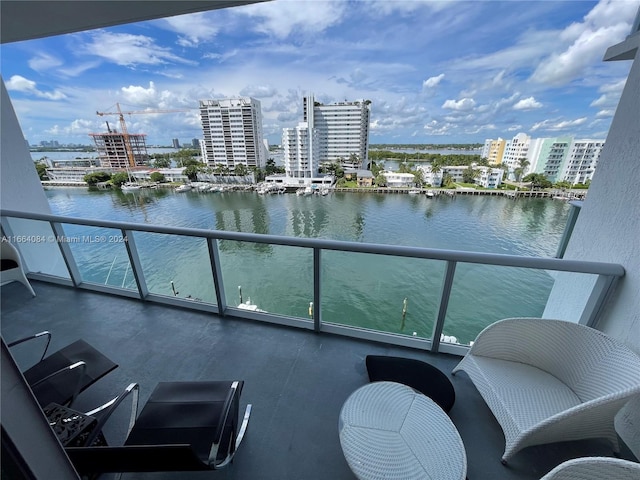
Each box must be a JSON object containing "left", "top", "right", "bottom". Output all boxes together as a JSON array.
[
  {"left": 0, "top": 210, "right": 625, "bottom": 276},
  {"left": 1, "top": 209, "right": 626, "bottom": 354}
]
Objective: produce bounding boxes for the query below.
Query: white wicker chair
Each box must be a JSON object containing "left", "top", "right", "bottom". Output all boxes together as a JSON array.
[
  {"left": 452, "top": 318, "right": 640, "bottom": 463},
  {"left": 1, "top": 241, "right": 36, "bottom": 296},
  {"left": 540, "top": 457, "right": 640, "bottom": 479}
]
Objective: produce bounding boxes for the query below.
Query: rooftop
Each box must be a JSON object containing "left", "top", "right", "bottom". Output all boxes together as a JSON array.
[{"left": 2, "top": 280, "right": 633, "bottom": 480}]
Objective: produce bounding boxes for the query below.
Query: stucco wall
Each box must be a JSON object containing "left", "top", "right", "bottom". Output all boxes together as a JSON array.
[
  {"left": 1, "top": 79, "right": 67, "bottom": 276},
  {"left": 543, "top": 39, "right": 640, "bottom": 460},
  {"left": 543, "top": 46, "right": 639, "bottom": 355}
]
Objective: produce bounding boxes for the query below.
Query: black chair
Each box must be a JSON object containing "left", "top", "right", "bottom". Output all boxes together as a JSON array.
[
  {"left": 66, "top": 380, "right": 252, "bottom": 475},
  {"left": 366, "top": 355, "right": 455, "bottom": 412},
  {"left": 7, "top": 331, "right": 118, "bottom": 407}
]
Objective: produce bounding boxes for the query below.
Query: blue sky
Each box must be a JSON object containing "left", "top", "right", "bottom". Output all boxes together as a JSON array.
[{"left": 2, "top": 0, "right": 638, "bottom": 146}]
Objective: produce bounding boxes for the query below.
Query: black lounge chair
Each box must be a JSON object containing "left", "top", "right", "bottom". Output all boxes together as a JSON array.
[
  {"left": 66, "top": 380, "right": 252, "bottom": 475},
  {"left": 7, "top": 331, "right": 118, "bottom": 407}
]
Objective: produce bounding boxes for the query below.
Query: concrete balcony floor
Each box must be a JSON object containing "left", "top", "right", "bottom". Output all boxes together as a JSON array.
[{"left": 1, "top": 281, "right": 633, "bottom": 480}]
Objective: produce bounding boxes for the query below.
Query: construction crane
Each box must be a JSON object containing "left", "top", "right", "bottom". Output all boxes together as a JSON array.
[{"left": 96, "top": 102, "right": 193, "bottom": 167}]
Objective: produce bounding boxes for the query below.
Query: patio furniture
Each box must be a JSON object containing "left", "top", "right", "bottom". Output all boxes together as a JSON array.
[
  {"left": 1, "top": 240, "right": 36, "bottom": 296},
  {"left": 339, "top": 381, "right": 467, "bottom": 480},
  {"left": 7, "top": 331, "right": 118, "bottom": 407},
  {"left": 540, "top": 457, "right": 640, "bottom": 479},
  {"left": 66, "top": 380, "right": 252, "bottom": 475},
  {"left": 366, "top": 355, "right": 455, "bottom": 412},
  {"left": 452, "top": 317, "right": 640, "bottom": 464}
]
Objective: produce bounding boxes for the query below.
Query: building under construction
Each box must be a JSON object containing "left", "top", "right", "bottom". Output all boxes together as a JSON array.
[{"left": 89, "top": 129, "right": 149, "bottom": 168}]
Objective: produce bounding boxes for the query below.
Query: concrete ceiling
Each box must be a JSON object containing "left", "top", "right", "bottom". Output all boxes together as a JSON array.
[{"left": 1, "top": 1, "right": 266, "bottom": 44}]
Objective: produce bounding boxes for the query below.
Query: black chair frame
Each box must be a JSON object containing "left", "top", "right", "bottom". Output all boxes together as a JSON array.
[{"left": 67, "top": 380, "right": 252, "bottom": 475}]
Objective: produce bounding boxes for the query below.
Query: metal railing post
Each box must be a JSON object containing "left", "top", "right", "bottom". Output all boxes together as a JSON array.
[
  {"left": 431, "top": 261, "right": 457, "bottom": 353},
  {"left": 556, "top": 201, "right": 582, "bottom": 258},
  {"left": 122, "top": 229, "right": 148, "bottom": 299},
  {"left": 208, "top": 238, "right": 227, "bottom": 315},
  {"left": 313, "top": 248, "right": 322, "bottom": 332}
]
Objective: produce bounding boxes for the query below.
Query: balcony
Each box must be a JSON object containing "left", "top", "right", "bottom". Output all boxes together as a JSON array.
[
  {"left": 2, "top": 280, "right": 634, "bottom": 480},
  {"left": 0, "top": 207, "right": 633, "bottom": 478}
]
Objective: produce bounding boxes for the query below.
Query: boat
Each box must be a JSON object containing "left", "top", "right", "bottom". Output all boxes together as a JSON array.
[
  {"left": 237, "top": 299, "right": 266, "bottom": 313},
  {"left": 121, "top": 182, "right": 142, "bottom": 192},
  {"left": 426, "top": 190, "right": 435, "bottom": 198},
  {"left": 408, "top": 189, "right": 421, "bottom": 195},
  {"left": 296, "top": 186, "right": 313, "bottom": 196},
  {"left": 175, "top": 184, "right": 192, "bottom": 192}
]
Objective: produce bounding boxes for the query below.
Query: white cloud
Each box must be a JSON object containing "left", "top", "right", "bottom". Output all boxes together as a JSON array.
[
  {"left": 81, "top": 30, "right": 195, "bottom": 66},
  {"left": 162, "top": 13, "right": 219, "bottom": 47},
  {"left": 28, "top": 53, "right": 63, "bottom": 72},
  {"left": 442, "top": 98, "right": 476, "bottom": 111},
  {"left": 513, "top": 96, "right": 542, "bottom": 111},
  {"left": 424, "top": 120, "right": 454, "bottom": 135},
  {"left": 239, "top": 85, "right": 278, "bottom": 98},
  {"left": 531, "top": 117, "right": 588, "bottom": 132},
  {"left": 120, "top": 81, "right": 182, "bottom": 108},
  {"left": 530, "top": 0, "right": 638, "bottom": 85},
  {"left": 507, "top": 125, "right": 523, "bottom": 132},
  {"left": 596, "top": 109, "right": 615, "bottom": 118},
  {"left": 5, "top": 75, "right": 66, "bottom": 100},
  {"left": 423, "top": 74, "right": 445, "bottom": 89},
  {"left": 590, "top": 78, "right": 627, "bottom": 107},
  {"left": 237, "top": 1, "right": 346, "bottom": 39}
]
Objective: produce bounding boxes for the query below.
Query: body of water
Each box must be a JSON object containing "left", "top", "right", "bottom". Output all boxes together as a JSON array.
[{"left": 45, "top": 187, "right": 571, "bottom": 344}]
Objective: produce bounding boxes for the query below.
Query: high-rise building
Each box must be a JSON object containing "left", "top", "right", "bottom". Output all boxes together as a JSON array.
[
  {"left": 303, "top": 95, "right": 371, "bottom": 168},
  {"left": 502, "top": 133, "right": 532, "bottom": 175},
  {"left": 172, "top": 138, "right": 181, "bottom": 149},
  {"left": 199, "top": 97, "right": 266, "bottom": 172},
  {"left": 282, "top": 122, "right": 319, "bottom": 181},
  {"left": 564, "top": 140, "right": 604, "bottom": 185},
  {"left": 485, "top": 133, "right": 605, "bottom": 185},
  {"left": 89, "top": 132, "right": 149, "bottom": 168},
  {"left": 481, "top": 138, "right": 506, "bottom": 165}
]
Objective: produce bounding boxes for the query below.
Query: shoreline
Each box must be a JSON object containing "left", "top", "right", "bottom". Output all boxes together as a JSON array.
[{"left": 41, "top": 181, "right": 587, "bottom": 201}]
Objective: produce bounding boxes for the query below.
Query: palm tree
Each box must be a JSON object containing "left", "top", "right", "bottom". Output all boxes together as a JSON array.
[{"left": 514, "top": 157, "right": 530, "bottom": 182}]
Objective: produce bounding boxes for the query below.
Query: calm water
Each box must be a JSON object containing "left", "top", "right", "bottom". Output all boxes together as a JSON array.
[{"left": 45, "top": 187, "right": 571, "bottom": 344}]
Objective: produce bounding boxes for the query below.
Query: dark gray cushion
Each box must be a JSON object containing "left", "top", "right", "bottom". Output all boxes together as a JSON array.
[{"left": 365, "top": 355, "right": 455, "bottom": 412}]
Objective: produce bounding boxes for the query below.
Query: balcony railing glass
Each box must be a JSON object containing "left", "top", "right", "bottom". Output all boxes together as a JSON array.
[{"left": 1, "top": 209, "right": 625, "bottom": 355}]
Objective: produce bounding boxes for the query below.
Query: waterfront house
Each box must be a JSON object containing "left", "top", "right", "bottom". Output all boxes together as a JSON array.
[{"left": 1, "top": 2, "right": 639, "bottom": 479}]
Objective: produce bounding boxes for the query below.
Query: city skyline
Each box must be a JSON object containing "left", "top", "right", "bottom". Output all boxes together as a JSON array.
[{"left": 1, "top": 0, "right": 638, "bottom": 146}]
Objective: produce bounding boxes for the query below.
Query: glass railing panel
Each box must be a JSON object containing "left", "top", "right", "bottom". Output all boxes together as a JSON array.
[
  {"left": 134, "top": 232, "right": 215, "bottom": 303},
  {"left": 1, "top": 217, "right": 70, "bottom": 279},
  {"left": 218, "top": 240, "right": 312, "bottom": 319},
  {"left": 444, "top": 264, "right": 555, "bottom": 346},
  {"left": 321, "top": 251, "right": 445, "bottom": 339},
  {"left": 58, "top": 224, "right": 134, "bottom": 288}
]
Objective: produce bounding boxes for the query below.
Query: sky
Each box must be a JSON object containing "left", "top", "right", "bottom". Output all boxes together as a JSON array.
[{"left": 1, "top": 0, "right": 639, "bottom": 146}]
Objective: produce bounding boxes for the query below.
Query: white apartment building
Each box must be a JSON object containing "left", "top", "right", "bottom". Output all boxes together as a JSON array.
[
  {"left": 485, "top": 133, "right": 605, "bottom": 185},
  {"left": 199, "top": 97, "right": 266, "bottom": 172},
  {"left": 282, "top": 122, "right": 320, "bottom": 183},
  {"left": 475, "top": 166, "right": 504, "bottom": 188},
  {"left": 382, "top": 171, "right": 415, "bottom": 187},
  {"left": 501, "top": 132, "right": 532, "bottom": 176},
  {"left": 563, "top": 140, "right": 604, "bottom": 185},
  {"left": 417, "top": 164, "right": 504, "bottom": 188},
  {"left": 303, "top": 95, "right": 371, "bottom": 168}
]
